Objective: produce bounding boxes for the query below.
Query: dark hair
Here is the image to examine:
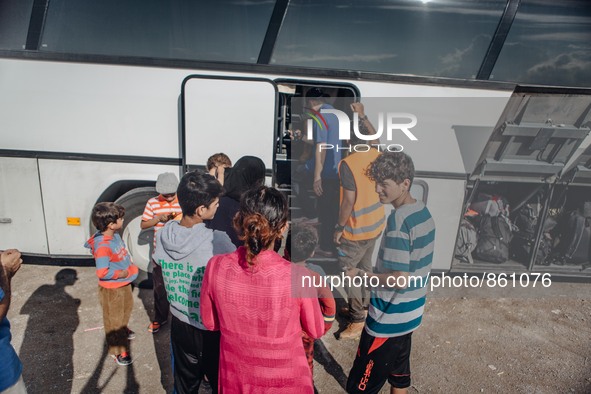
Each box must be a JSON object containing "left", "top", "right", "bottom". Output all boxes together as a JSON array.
[
  {"left": 177, "top": 170, "right": 223, "bottom": 217},
  {"left": 305, "top": 87, "right": 328, "bottom": 105},
  {"left": 234, "top": 186, "right": 288, "bottom": 265},
  {"left": 223, "top": 156, "right": 266, "bottom": 201},
  {"left": 206, "top": 153, "right": 232, "bottom": 171},
  {"left": 367, "top": 152, "right": 415, "bottom": 186},
  {"left": 289, "top": 224, "right": 318, "bottom": 263},
  {"left": 305, "top": 87, "right": 324, "bottom": 98},
  {"left": 92, "top": 202, "right": 124, "bottom": 232}
]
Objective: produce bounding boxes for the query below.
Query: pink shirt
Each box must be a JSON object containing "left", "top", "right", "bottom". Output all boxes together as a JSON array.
[{"left": 201, "top": 247, "right": 325, "bottom": 393}]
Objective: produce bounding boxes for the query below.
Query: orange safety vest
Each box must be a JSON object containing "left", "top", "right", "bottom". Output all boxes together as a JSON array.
[{"left": 338, "top": 148, "right": 386, "bottom": 241}]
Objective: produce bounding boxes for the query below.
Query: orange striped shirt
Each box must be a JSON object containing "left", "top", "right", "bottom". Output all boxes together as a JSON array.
[{"left": 142, "top": 195, "right": 182, "bottom": 244}]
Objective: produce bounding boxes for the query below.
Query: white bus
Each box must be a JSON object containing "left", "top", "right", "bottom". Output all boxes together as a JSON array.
[{"left": 1, "top": 0, "right": 590, "bottom": 279}]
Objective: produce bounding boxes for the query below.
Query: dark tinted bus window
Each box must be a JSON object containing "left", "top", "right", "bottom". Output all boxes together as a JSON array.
[
  {"left": 272, "top": 0, "right": 505, "bottom": 78},
  {"left": 491, "top": 0, "right": 591, "bottom": 87},
  {"left": 0, "top": 0, "right": 34, "bottom": 50},
  {"left": 40, "top": 0, "right": 274, "bottom": 63}
]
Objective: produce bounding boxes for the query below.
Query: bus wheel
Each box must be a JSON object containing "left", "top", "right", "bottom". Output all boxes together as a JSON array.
[{"left": 115, "top": 187, "right": 157, "bottom": 288}]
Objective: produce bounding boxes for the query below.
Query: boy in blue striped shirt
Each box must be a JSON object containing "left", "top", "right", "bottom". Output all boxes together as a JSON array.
[{"left": 346, "top": 152, "right": 435, "bottom": 394}]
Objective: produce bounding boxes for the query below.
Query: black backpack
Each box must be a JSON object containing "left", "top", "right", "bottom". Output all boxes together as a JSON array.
[
  {"left": 474, "top": 215, "right": 512, "bottom": 264},
  {"left": 510, "top": 235, "right": 552, "bottom": 266},
  {"left": 513, "top": 199, "right": 542, "bottom": 240}
]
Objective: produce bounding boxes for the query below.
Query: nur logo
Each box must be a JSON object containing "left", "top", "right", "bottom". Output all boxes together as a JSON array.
[
  {"left": 305, "top": 108, "right": 328, "bottom": 131},
  {"left": 305, "top": 108, "right": 418, "bottom": 153}
]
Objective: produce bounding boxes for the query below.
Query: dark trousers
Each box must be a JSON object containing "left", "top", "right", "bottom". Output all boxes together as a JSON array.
[
  {"left": 98, "top": 284, "right": 133, "bottom": 356},
  {"left": 170, "top": 316, "right": 220, "bottom": 394},
  {"left": 152, "top": 260, "right": 170, "bottom": 323},
  {"left": 318, "top": 178, "right": 340, "bottom": 251}
]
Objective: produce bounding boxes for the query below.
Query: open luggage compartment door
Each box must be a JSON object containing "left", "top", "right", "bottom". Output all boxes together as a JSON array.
[
  {"left": 181, "top": 75, "right": 278, "bottom": 176},
  {"left": 471, "top": 90, "right": 591, "bottom": 183},
  {"left": 558, "top": 109, "right": 591, "bottom": 186}
]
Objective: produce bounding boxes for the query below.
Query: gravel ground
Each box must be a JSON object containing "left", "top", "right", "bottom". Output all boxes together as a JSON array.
[{"left": 5, "top": 262, "right": 591, "bottom": 393}]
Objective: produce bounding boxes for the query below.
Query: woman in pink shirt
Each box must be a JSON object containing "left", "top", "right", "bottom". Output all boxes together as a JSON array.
[{"left": 200, "top": 186, "right": 324, "bottom": 393}]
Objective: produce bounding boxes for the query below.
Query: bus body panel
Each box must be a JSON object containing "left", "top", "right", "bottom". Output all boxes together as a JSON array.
[
  {"left": 339, "top": 94, "right": 511, "bottom": 175},
  {"left": 37, "top": 159, "right": 179, "bottom": 255},
  {"left": 0, "top": 157, "right": 48, "bottom": 254},
  {"left": 1, "top": 58, "right": 224, "bottom": 158},
  {"left": 419, "top": 178, "right": 467, "bottom": 271}
]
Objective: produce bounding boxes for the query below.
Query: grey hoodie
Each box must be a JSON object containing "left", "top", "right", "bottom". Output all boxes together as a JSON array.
[{"left": 153, "top": 221, "right": 235, "bottom": 329}]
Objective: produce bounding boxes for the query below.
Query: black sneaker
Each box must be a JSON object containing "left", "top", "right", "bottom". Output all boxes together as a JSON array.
[
  {"left": 127, "top": 328, "right": 136, "bottom": 340},
  {"left": 113, "top": 352, "right": 133, "bottom": 366}
]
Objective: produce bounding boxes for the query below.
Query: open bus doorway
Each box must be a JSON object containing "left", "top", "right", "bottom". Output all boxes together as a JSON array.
[{"left": 275, "top": 81, "right": 358, "bottom": 223}]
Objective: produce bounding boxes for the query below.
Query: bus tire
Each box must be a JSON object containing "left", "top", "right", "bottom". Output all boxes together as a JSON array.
[{"left": 114, "top": 186, "right": 158, "bottom": 288}]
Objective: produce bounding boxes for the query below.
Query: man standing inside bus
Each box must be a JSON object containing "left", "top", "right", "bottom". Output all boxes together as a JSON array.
[
  {"left": 0, "top": 249, "right": 26, "bottom": 394},
  {"left": 345, "top": 152, "right": 435, "bottom": 394},
  {"left": 307, "top": 88, "right": 341, "bottom": 255}
]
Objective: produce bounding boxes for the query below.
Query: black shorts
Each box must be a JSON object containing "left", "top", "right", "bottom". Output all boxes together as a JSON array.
[{"left": 346, "top": 330, "right": 412, "bottom": 394}]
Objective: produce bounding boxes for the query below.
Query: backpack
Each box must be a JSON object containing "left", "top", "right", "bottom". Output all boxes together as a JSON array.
[
  {"left": 510, "top": 234, "right": 552, "bottom": 266},
  {"left": 513, "top": 198, "right": 542, "bottom": 240},
  {"left": 455, "top": 219, "right": 478, "bottom": 264},
  {"left": 470, "top": 193, "right": 509, "bottom": 218},
  {"left": 474, "top": 215, "right": 512, "bottom": 264},
  {"left": 551, "top": 208, "right": 591, "bottom": 264}
]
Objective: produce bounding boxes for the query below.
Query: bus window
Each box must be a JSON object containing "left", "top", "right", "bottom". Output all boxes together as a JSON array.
[
  {"left": 272, "top": 0, "right": 506, "bottom": 79},
  {"left": 490, "top": 0, "right": 591, "bottom": 87},
  {"left": 0, "top": 0, "right": 34, "bottom": 50},
  {"left": 39, "top": 0, "right": 274, "bottom": 63}
]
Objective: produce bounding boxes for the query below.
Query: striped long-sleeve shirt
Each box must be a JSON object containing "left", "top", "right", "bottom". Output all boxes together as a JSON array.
[
  {"left": 85, "top": 232, "right": 138, "bottom": 288},
  {"left": 366, "top": 200, "right": 435, "bottom": 338},
  {"left": 142, "top": 196, "right": 182, "bottom": 246}
]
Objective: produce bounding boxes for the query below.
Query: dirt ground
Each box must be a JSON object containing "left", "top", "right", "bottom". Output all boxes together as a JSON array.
[{"left": 5, "top": 261, "right": 591, "bottom": 394}]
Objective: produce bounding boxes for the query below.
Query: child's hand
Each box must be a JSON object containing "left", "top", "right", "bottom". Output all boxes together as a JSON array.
[
  {"left": 118, "top": 269, "right": 129, "bottom": 279},
  {"left": 168, "top": 213, "right": 178, "bottom": 221},
  {"left": 158, "top": 214, "right": 170, "bottom": 223}
]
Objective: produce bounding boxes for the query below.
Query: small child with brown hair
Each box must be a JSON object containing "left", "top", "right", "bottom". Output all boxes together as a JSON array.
[
  {"left": 206, "top": 153, "right": 232, "bottom": 185},
  {"left": 85, "top": 202, "right": 138, "bottom": 366},
  {"left": 288, "top": 224, "right": 336, "bottom": 376}
]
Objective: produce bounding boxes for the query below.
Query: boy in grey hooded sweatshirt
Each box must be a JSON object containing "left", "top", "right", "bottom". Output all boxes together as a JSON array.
[{"left": 153, "top": 170, "right": 234, "bottom": 394}]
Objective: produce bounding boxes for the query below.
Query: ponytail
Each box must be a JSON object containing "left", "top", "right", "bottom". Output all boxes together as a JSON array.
[{"left": 234, "top": 186, "right": 288, "bottom": 265}]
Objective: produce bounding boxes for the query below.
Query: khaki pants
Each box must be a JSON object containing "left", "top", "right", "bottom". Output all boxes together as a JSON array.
[
  {"left": 338, "top": 236, "right": 379, "bottom": 322},
  {"left": 98, "top": 284, "right": 133, "bottom": 355}
]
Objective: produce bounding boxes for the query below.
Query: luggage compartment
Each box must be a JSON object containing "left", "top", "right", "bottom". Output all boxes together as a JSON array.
[
  {"left": 452, "top": 89, "right": 591, "bottom": 276},
  {"left": 454, "top": 182, "right": 591, "bottom": 275}
]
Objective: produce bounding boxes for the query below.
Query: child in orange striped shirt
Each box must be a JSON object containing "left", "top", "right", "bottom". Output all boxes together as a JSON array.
[{"left": 141, "top": 172, "right": 182, "bottom": 333}]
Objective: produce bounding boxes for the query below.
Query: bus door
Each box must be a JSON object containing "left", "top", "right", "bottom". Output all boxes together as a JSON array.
[
  {"left": 455, "top": 91, "right": 591, "bottom": 272},
  {"left": 181, "top": 75, "right": 278, "bottom": 181}
]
